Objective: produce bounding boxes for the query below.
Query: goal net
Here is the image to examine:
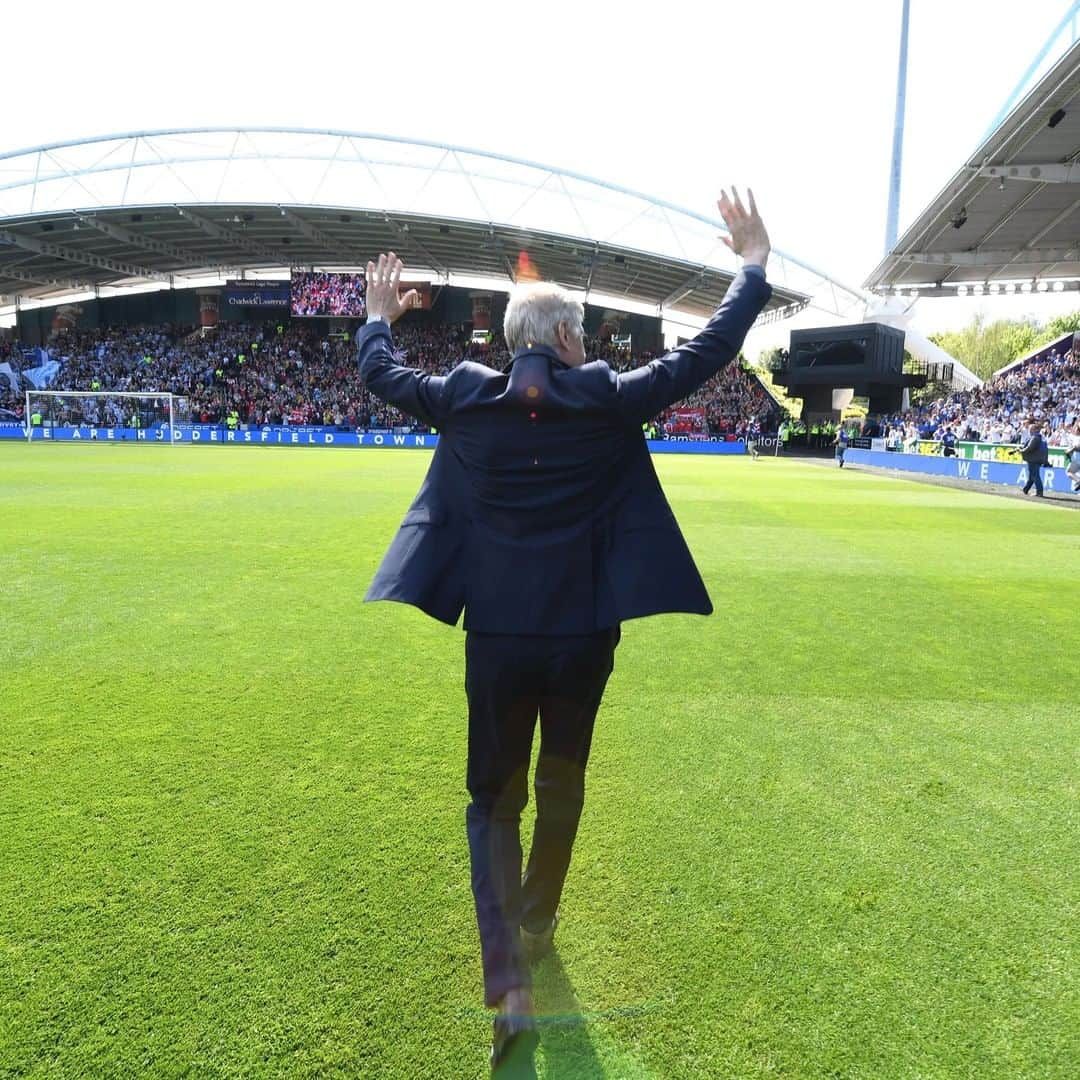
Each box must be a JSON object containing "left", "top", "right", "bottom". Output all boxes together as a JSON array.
[{"left": 25, "top": 391, "right": 179, "bottom": 443}]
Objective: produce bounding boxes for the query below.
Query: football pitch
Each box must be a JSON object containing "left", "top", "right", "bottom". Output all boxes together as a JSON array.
[{"left": 1, "top": 444, "right": 1077, "bottom": 1079}]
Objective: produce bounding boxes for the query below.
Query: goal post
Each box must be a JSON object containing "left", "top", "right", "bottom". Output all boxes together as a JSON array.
[{"left": 25, "top": 390, "right": 178, "bottom": 444}]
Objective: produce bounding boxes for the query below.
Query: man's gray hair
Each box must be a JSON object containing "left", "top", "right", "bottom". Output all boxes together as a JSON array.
[{"left": 503, "top": 282, "right": 585, "bottom": 353}]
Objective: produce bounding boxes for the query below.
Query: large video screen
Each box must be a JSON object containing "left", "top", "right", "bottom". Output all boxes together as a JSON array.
[
  {"left": 792, "top": 338, "right": 870, "bottom": 368},
  {"left": 290, "top": 271, "right": 367, "bottom": 318}
]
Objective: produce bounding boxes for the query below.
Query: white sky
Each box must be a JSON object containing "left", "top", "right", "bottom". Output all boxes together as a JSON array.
[{"left": 3, "top": 0, "right": 1078, "bottom": 340}]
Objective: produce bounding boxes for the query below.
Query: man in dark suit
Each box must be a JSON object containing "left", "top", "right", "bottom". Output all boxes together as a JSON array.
[
  {"left": 1021, "top": 422, "right": 1049, "bottom": 496},
  {"left": 358, "top": 189, "right": 771, "bottom": 1075}
]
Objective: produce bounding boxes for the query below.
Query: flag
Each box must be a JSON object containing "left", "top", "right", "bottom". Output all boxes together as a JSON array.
[{"left": 23, "top": 360, "right": 60, "bottom": 389}]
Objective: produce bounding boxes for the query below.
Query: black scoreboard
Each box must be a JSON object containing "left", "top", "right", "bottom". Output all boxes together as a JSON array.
[
  {"left": 786, "top": 323, "right": 906, "bottom": 382},
  {"left": 774, "top": 323, "right": 913, "bottom": 415}
]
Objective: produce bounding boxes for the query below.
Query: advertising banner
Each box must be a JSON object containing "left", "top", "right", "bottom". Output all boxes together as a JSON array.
[
  {"left": 666, "top": 407, "right": 707, "bottom": 435},
  {"left": 400, "top": 281, "right": 432, "bottom": 311},
  {"left": 22, "top": 426, "right": 437, "bottom": 447},
  {"left": 959, "top": 441, "right": 1022, "bottom": 463},
  {"left": 198, "top": 289, "right": 221, "bottom": 326},
  {"left": 846, "top": 449, "right": 1074, "bottom": 493},
  {"left": 916, "top": 439, "right": 1071, "bottom": 469},
  {"left": 649, "top": 440, "right": 745, "bottom": 455},
  {"left": 224, "top": 281, "right": 291, "bottom": 309},
  {"left": 5, "top": 425, "right": 750, "bottom": 455}
]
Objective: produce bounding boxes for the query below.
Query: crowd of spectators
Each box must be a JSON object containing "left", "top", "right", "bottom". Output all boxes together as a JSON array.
[
  {"left": 9, "top": 300, "right": 1080, "bottom": 452},
  {"left": 10, "top": 317, "right": 1077, "bottom": 450},
  {"left": 0, "top": 341, "right": 21, "bottom": 417},
  {"left": 879, "top": 343, "right": 1080, "bottom": 449},
  {"left": 3, "top": 316, "right": 782, "bottom": 436}
]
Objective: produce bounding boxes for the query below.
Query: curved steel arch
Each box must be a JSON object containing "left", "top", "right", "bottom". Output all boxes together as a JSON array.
[{"left": 0, "top": 127, "right": 865, "bottom": 317}]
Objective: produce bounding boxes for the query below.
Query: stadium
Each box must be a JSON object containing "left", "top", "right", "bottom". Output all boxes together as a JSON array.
[{"left": 1, "top": 5, "right": 1078, "bottom": 1079}]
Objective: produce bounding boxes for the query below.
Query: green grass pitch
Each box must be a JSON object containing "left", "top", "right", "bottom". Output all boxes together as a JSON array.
[{"left": 1, "top": 444, "right": 1077, "bottom": 1079}]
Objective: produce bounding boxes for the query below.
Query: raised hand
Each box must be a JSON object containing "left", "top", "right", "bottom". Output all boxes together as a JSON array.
[
  {"left": 718, "top": 187, "right": 770, "bottom": 270},
  {"left": 365, "top": 252, "right": 420, "bottom": 324}
]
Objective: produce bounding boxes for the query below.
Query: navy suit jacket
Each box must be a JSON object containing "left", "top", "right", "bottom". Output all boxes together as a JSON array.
[
  {"left": 357, "top": 268, "right": 772, "bottom": 634},
  {"left": 1020, "top": 434, "right": 1049, "bottom": 464}
]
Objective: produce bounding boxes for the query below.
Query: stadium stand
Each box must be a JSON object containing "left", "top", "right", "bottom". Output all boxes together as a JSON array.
[
  {"left": 2, "top": 317, "right": 783, "bottom": 437},
  {"left": 8, "top": 313, "right": 1078, "bottom": 450},
  {"left": 884, "top": 341, "right": 1080, "bottom": 447},
  {"left": 0, "top": 340, "right": 32, "bottom": 419}
]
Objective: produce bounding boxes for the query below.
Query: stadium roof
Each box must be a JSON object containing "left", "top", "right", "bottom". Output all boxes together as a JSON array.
[
  {"left": 866, "top": 28, "right": 1080, "bottom": 299},
  {"left": 0, "top": 128, "right": 866, "bottom": 325}
]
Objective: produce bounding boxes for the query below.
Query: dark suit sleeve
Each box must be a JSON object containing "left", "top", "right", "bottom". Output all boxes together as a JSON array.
[
  {"left": 613, "top": 268, "right": 772, "bottom": 423},
  {"left": 356, "top": 321, "right": 452, "bottom": 427}
]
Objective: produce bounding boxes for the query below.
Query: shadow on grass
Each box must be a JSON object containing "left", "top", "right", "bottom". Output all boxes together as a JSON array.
[{"left": 533, "top": 951, "right": 606, "bottom": 1079}]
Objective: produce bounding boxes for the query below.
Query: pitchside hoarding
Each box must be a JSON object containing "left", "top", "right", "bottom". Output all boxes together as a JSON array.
[
  {"left": 916, "top": 439, "right": 1071, "bottom": 469},
  {"left": 19, "top": 426, "right": 434, "bottom": 447},
  {"left": 848, "top": 448, "right": 1075, "bottom": 493},
  {"left": 7, "top": 425, "right": 748, "bottom": 453}
]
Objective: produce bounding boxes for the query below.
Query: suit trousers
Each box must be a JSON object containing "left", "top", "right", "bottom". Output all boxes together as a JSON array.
[
  {"left": 464, "top": 626, "right": 619, "bottom": 1007},
  {"left": 1023, "top": 462, "right": 1045, "bottom": 496}
]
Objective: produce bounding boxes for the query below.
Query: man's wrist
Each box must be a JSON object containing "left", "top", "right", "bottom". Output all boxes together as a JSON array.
[{"left": 366, "top": 312, "right": 389, "bottom": 325}]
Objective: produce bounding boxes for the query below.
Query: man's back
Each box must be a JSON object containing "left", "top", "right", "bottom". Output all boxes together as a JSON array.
[
  {"left": 356, "top": 267, "right": 772, "bottom": 634},
  {"left": 444, "top": 353, "right": 638, "bottom": 537}
]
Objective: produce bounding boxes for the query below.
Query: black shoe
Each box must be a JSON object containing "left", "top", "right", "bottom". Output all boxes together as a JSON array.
[
  {"left": 491, "top": 1014, "right": 539, "bottom": 1077},
  {"left": 520, "top": 910, "right": 559, "bottom": 965}
]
